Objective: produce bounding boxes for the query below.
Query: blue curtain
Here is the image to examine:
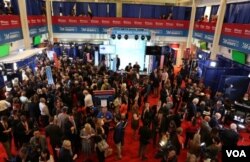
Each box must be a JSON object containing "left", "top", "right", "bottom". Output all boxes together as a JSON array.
[
  {"left": 62, "top": 2, "right": 75, "bottom": 16},
  {"left": 33, "top": 0, "right": 41, "bottom": 15},
  {"left": 76, "top": 2, "right": 84, "bottom": 16},
  {"left": 83, "top": 3, "right": 89, "bottom": 15},
  {"left": 109, "top": 3, "right": 116, "bottom": 17},
  {"left": 122, "top": 4, "right": 141, "bottom": 18},
  {"left": 235, "top": 2, "right": 250, "bottom": 24},
  {"left": 38, "top": 0, "right": 44, "bottom": 15},
  {"left": 140, "top": 5, "right": 155, "bottom": 19},
  {"left": 154, "top": 6, "right": 172, "bottom": 19},
  {"left": 53, "top": 2, "right": 61, "bottom": 16},
  {"left": 225, "top": 3, "right": 238, "bottom": 23},
  {"left": 11, "top": 0, "right": 19, "bottom": 14},
  {"left": 26, "top": 0, "right": 32, "bottom": 15},
  {"left": 89, "top": 3, "right": 98, "bottom": 16},
  {"left": 173, "top": 6, "right": 187, "bottom": 20},
  {"left": 211, "top": 5, "right": 219, "bottom": 16},
  {"left": 184, "top": 7, "right": 192, "bottom": 20},
  {"left": 195, "top": 7, "right": 206, "bottom": 21},
  {"left": 98, "top": 3, "right": 107, "bottom": 17}
]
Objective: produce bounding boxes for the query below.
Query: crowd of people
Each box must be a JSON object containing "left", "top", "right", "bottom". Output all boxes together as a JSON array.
[{"left": 0, "top": 49, "right": 247, "bottom": 162}]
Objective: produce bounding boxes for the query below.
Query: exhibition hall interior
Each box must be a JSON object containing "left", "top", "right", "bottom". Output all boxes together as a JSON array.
[{"left": 0, "top": 0, "right": 250, "bottom": 162}]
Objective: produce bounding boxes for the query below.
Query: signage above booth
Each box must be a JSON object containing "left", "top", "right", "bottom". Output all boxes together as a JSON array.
[
  {"left": 52, "top": 16, "right": 189, "bottom": 37},
  {"left": 220, "top": 23, "right": 250, "bottom": 54},
  {"left": 192, "top": 22, "right": 216, "bottom": 43},
  {"left": 28, "top": 16, "right": 48, "bottom": 37},
  {"left": 0, "top": 15, "right": 23, "bottom": 44},
  {"left": 192, "top": 22, "right": 250, "bottom": 54}
]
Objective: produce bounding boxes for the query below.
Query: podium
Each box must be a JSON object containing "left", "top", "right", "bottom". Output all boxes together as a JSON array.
[{"left": 93, "top": 90, "right": 115, "bottom": 110}]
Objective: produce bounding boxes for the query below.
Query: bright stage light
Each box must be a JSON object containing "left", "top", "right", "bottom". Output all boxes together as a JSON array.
[{"left": 210, "top": 61, "right": 217, "bottom": 67}]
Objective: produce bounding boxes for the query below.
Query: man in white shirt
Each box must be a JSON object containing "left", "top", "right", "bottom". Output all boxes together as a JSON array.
[
  {"left": 83, "top": 89, "right": 94, "bottom": 108},
  {"left": 161, "top": 68, "right": 169, "bottom": 88},
  {"left": 39, "top": 98, "right": 50, "bottom": 126}
]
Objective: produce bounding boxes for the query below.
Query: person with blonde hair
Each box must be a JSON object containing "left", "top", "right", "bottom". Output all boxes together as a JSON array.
[
  {"left": 58, "top": 140, "right": 77, "bottom": 162},
  {"left": 80, "top": 123, "right": 95, "bottom": 161},
  {"left": 187, "top": 133, "right": 201, "bottom": 160}
]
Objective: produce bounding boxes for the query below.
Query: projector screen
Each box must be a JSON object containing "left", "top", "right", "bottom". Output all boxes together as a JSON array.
[{"left": 110, "top": 39, "right": 146, "bottom": 70}]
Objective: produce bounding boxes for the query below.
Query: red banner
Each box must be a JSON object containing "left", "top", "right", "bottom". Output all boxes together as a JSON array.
[
  {"left": 0, "top": 15, "right": 21, "bottom": 30},
  {"left": 52, "top": 16, "right": 189, "bottom": 29},
  {"left": 194, "top": 22, "right": 216, "bottom": 33},
  {"left": 28, "top": 16, "right": 47, "bottom": 27},
  {"left": 221, "top": 23, "right": 250, "bottom": 39}
]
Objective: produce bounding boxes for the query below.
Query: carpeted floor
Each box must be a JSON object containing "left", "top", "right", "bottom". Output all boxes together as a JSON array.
[{"left": 1, "top": 87, "right": 250, "bottom": 162}]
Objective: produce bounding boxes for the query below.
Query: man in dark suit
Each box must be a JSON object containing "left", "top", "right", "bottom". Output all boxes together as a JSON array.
[
  {"left": 221, "top": 123, "right": 239, "bottom": 148},
  {"left": 17, "top": 115, "right": 33, "bottom": 147},
  {"left": 187, "top": 98, "right": 199, "bottom": 121},
  {"left": 45, "top": 117, "right": 63, "bottom": 161},
  {"left": 116, "top": 55, "right": 120, "bottom": 71},
  {"left": 0, "top": 116, "right": 12, "bottom": 160}
]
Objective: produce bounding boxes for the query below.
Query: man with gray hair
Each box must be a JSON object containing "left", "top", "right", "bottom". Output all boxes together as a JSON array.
[
  {"left": 187, "top": 98, "right": 199, "bottom": 121},
  {"left": 209, "top": 112, "right": 221, "bottom": 128}
]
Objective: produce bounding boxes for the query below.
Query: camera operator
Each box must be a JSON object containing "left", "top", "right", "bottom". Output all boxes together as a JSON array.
[{"left": 155, "top": 133, "right": 177, "bottom": 162}]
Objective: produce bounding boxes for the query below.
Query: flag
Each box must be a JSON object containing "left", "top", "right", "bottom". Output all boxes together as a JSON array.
[{"left": 46, "top": 66, "right": 54, "bottom": 85}]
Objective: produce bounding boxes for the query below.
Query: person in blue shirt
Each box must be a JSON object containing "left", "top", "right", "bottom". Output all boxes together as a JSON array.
[{"left": 97, "top": 107, "right": 113, "bottom": 138}]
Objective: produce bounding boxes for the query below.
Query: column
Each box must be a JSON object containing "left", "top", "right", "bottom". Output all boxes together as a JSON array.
[
  {"left": 18, "top": 0, "right": 31, "bottom": 49},
  {"left": 46, "top": 0, "right": 53, "bottom": 43},
  {"left": 186, "top": 0, "right": 197, "bottom": 48},
  {"left": 210, "top": 0, "right": 227, "bottom": 60},
  {"left": 116, "top": 0, "right": 122, "bottom": 17},
  {"left": 176, "top": 42, "right": 186, "bottom": 66}
]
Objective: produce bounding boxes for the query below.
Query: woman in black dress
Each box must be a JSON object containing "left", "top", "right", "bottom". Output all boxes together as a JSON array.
[{"left": 94, "top": 127, "right": 106, "bottom": 162}]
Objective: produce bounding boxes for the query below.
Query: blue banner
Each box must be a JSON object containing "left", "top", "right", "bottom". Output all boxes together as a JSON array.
[
  {"left": 219, "top": 35, "right": 250, "bottom": 54},
  {"left": 53, "top": 25, "right": 188, "bottom": 37},
  {"left": 0, "top": 29, "right": 23, "bottom": 44},
  {"left": 30, "top": 26, "right": 48, "bottom": 37},
  {"left": 45, "top": 66, "right": 54, "bottom": 85},
  {"left": 193, "top": 31, "right": 214, "bottom": 43}
]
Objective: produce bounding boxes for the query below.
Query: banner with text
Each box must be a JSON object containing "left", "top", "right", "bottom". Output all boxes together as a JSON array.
[
  {"left": 0, "top": 15, "right": 23, "bottom": 44},
  {"left": 192, "top": 22, "right": 216, "bottom": 43},
  {"left": 52, "top": 16, "right": 189, "bottom": 37},
  {"left": 220, "top": 24, "right": 250, "bottom": 54},
  {"left": 28, "top": 16, "right": 48, "bottom": 37}
]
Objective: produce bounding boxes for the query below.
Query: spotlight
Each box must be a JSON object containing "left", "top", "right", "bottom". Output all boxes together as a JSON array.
[
  {"left": 146, "top": 35, "right": 151, "bottom": 41},
  {"left": 210, "top": 61, "right": 217, "bottom": 67},
  {"left": 13, "top": 63, "right": 17, "bottom": 71},
  {"left": 124, "top": 35, "right": 128, "bottom": 40},
  {"left": 18, "top": 48, "right": 24, "bottom": 52},
  {"left": 141, "top": 35, "right": 145, "bottom": 40},
  {"left": 111, "top": 34, "right": 116, "bottom": 39},
  {"left": 117, "top": 34, "right": 121, "bottom": 40},
  {"left": 135, "top": 35, "right": 138, "bottom": 40}
]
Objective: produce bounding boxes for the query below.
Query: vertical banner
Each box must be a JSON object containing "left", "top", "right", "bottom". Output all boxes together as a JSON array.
[
  {"left": 45, "top": 66, "right": 54, "bottom": 85},
  {"left": 53, "top": 53, "right": 60, "bottom": 69}
]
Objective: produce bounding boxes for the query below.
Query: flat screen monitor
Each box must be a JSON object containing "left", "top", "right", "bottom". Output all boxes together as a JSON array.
[{"left": 99, "top": 45, "right": 116, "bottom": 54}]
